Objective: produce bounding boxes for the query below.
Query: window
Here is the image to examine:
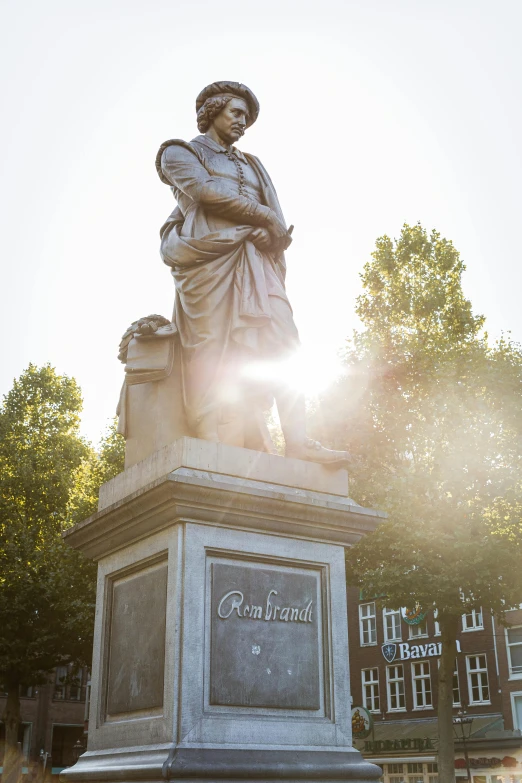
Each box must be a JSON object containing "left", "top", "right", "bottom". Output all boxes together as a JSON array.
[
  {"left": 359, "top": 603, "right": 377, "bottom": 646},
  {"left": 453, "top": 661, "right": 461, "bottom": 706},
  {"left": 0, "top": 723, "right": 31, "bottom": 763},
  {"left": 434, "top": 609, "right": 441, "bottom": 636},
  {"left": 388, "top": 764, "right": 406, "bottom": 782},
  {"left": 383, "top": 608, "right": 402, "bottom": 642},
  {"left": 408, "top": 764, "right": 424, "bottom": 773},
  {"left": 54, "top": 666, "right": 68, "bottom": 699},
  {"left": 409, "top": 620, "right": 428, "bottom": 639},
  {"left": 362, "top": 668, "right": 380, "bottom": 712},
  {"left": 412, "top": 661, "right": 432, "bottom": 708},
  {"left": 511, "top": 692, "right": 522, "bottom": 731},
  {"left": 54, "top": 666, "right": 86, "bottom": 701},
  {"left": 462, "top": 608, "right": 483, "bottom": 631},
  {"left": 427, "top": 762, "right": 438, "bottom": 783},
  {"left": 466, "top": 654, "right": 490, "bottom": 704},
  {"left": 19, "top": 684, "right": 34, "bottom": 698},
  {"left": 386, "top": 664, "right": 406, "bottom": 711},
  {"left": 507, "top": 626, "right": 522, "bottom": 676}
]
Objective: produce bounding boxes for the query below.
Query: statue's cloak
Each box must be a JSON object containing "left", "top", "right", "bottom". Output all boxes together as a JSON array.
[{"left": 155, "top": 138, "right": 300, "bottom": 433}]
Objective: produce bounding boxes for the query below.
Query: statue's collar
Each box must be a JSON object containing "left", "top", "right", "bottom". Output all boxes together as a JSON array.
[{"left": 192, "top": 134, "right": 248, "bottom": 164}]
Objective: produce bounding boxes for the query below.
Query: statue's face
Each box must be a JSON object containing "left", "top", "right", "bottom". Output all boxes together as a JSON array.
[{"left": 211, "top": 97, "right": 249, "bottom": 144}]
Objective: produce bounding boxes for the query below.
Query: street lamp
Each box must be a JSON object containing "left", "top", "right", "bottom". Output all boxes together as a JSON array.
[
  {"left": 453, "top": 709, "right": 474, "bottom": 783},
  {"left": 72, "top": 739, "right": 85, "bottom": 764}
]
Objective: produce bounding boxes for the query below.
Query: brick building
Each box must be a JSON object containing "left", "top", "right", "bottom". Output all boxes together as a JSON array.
[
  {"left": 0, "top": 666, "right": 88, "bottom": 780},
  {"left": 348, "top": 589, "right": 522, "bottom": 783}
]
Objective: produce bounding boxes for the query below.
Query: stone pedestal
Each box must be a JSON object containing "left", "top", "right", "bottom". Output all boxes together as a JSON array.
[{"left": 62, "top": 438, "right": 385, "bottom": 783}]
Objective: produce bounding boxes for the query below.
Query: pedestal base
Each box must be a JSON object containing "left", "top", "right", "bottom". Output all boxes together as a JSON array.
[{"left": 62, "top": 439, "right": 384, "bottom": 783}]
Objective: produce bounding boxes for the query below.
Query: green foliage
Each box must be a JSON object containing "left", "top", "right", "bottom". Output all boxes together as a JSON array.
[
  {"left": 315, "top": 224, "right": 522, "bottom": 618},
  {"left": 0, "top": 366, "right": 124, "bottom": 691},
  {"left": 66, "top": 419, "right": 125, "bottom": 526}
]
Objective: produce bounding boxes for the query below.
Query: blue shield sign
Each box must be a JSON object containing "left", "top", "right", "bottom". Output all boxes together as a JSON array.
[{"left": 382, "top": 643, "right": 397, "bottom": 663}]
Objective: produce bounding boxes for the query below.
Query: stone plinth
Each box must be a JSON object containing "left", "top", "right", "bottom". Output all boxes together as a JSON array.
[{"left": 62, "top": 439, "right": 385, "bottom": 783}]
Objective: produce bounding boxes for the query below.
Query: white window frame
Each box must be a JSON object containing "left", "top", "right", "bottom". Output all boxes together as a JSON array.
[
  {"left": 409, "top": 619, "right": 428, "bottom": 639},
  {"left": 386, "top": 663, "right": 406, "bottom": 712},
  {"left": 433, "top": 608, "right": 441, "bottom": 636},
  {"left": 510, "top": 690, "right": 522, "bottom": 731},
  {"left": 359, "top": 602, "right": 377, "bottom": 646},
  {"left": 506, "top": 625, "right": 522, "bottom": 679},
  {"left": 462, "top": 608, "right": 484, "bottom": 631},
  {"left": 361, "top": 668, "right": 380, "bottom": 713},
  {"left": 411, "top": 660, "right": 433, "bottom": 709},
  {"left": 383, "top": 607, "right": 402, "bottom": 642},
  {"left": 453, "top": 660, "right": 461, "bottom": 706},
  {"left": 466, "top": 654, "right": 490, "bottom": 704}
]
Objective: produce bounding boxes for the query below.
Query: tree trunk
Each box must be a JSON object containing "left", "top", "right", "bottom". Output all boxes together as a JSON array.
[
  {"left": 2, "top": 680, "right": 22, "bottom": 783},
  {"left": 438, "top": 614, "right": 459, "bottom": 783}
]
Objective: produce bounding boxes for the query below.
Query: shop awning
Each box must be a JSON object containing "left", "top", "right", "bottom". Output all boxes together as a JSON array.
[{"left": 356, "top": 715, "right": 515, "bottom": 759}]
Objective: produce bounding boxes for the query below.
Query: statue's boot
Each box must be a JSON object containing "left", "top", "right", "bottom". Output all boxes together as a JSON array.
[
  {"left": 286, "top": 437, "right": 351, "bottom": 467},
  {"left": 276, "top": 389, "right": 351, "bottom": 468}
]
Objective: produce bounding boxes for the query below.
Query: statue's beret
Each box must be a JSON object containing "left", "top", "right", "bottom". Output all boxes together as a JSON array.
[{"left": 195, "top": 81, "right": 260, "bottom": 127}]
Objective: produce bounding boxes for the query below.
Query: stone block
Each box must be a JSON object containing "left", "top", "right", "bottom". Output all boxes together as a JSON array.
[{"left": 98, "top": 436, "right": 350, "bottom": 511}]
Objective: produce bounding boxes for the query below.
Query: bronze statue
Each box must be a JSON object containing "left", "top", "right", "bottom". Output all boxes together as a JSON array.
[
  {"left": 154, "top": 81, "right": 348, "bottom": 466},
  {"left": 117, "top": 82, "right": 348, "bottom": 467}
]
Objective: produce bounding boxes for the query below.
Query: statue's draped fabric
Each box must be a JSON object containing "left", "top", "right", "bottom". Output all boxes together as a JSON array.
[{"left": 157, "top": 135, "right": 300, "bottom": 433}]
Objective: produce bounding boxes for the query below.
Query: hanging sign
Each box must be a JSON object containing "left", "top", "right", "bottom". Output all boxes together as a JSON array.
[
  {"left": 351, "top": 706, "right": 373, "bottom": 739},
  {"left": 402, "top": 606, "right": 428, "bottom": 626}
]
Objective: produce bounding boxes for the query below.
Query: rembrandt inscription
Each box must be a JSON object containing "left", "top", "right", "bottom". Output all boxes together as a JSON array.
[
  {"left": 217, "top": 588, "right": 313, "bottom": 623},
  {"left": 210, "top": 562, "right": 322, "bottom": 710}
]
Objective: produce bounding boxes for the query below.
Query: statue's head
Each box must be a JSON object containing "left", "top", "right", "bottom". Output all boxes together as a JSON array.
[{"left": 196, "top": 81, "right": 259, "bottom": 144}]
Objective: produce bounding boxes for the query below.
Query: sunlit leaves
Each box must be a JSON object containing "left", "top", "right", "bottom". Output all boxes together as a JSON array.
[
  {"left": 314, "top": 223, "right": 522, "bottom": 618},
  {"left": 0, "top": 366, "right": 124, "bottom": 690}
]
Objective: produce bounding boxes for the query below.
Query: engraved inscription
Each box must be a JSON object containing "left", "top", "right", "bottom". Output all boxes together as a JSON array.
[
  {"left": 210, "top": 562, "right": 322, "bottom": 710},
  {"left": 217, "top": 588, "right": 313, "bottom": 623}
]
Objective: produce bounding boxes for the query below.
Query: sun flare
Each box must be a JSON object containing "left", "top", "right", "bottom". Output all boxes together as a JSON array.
[{"left": 242, "top": 344, "right": 345, "bottom": 397}]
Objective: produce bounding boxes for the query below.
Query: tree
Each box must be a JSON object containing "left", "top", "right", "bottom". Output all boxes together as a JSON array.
[
  {"left": 0, "top": 365, "right": 124, "bottom": 775},
  {"left": 315, "top": 224, "right": 522, "bottom": 783}
]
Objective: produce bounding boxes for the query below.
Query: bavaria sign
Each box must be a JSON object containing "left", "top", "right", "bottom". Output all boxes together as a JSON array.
[{"left": 382, "top": 639, "right": 461, "bottom": 662}]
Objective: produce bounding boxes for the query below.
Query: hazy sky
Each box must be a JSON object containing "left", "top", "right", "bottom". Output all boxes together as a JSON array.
[{"left": 2, "top": 0, "right": 521, "bottom": 443}]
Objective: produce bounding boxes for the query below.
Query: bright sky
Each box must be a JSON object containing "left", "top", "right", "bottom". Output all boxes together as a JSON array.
[{"left": 2, "top": 0, "right": 521, "bottom": 443}]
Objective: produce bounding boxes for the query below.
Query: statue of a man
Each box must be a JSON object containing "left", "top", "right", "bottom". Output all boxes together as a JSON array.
[{"left": 156, "top": 81, "right": 348, "bottom": 466}]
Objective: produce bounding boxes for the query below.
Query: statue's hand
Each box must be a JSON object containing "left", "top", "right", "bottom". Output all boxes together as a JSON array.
[
  {"left": 266, "top": 210, "right": 288, "bottom": 241},
  {"left": 266, "top": 212, "right": 293, "bottom": 253},
  {"left": 277, "top": 232, "right": 293, "bottom": 252},
  {"left": 250, "top": 228, "right": 272, "bottom": 251}
]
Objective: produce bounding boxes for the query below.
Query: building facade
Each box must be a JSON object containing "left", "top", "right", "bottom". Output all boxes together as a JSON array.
[
  {"left": 349, "top": 590, "right": 522, "bottom": 783},
  {"left": 0, "top": 666, "right": 88, "bottom": 780}
]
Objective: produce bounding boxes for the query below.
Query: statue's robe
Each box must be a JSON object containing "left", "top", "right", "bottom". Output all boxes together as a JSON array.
[{"left": 156, "top": 135, "right": 300, "bottom": 446}]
